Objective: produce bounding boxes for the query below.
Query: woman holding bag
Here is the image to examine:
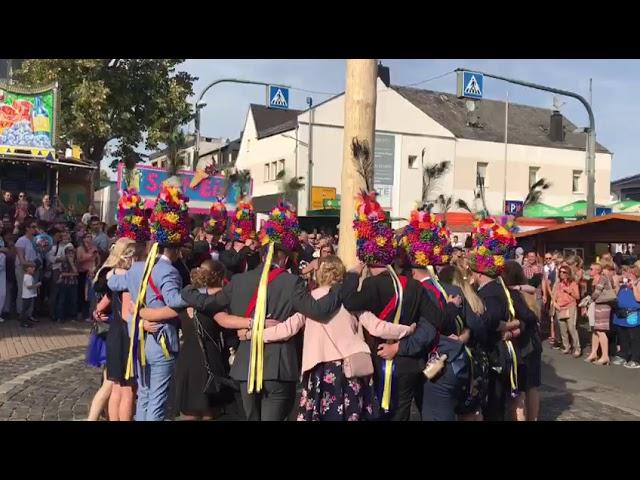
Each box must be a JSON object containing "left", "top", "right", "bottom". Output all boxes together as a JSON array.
[
  {"left": 242, "top": 255, "right": 415, "bottom": 421},
  {"left": 612, "top": 263, "right": 640, "bottom": 369},
  {"left": 584, "top": 263, "right": 615, "bottom": 365},
  {"left": 552, "top": 266, "right": 581, "bottom": 357}
]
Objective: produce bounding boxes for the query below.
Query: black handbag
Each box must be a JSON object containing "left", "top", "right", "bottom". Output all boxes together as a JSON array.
[
  {"left": 192, "top": 311, "right": 236, "bottom": 395},
  {"left": 91, "top": 320, "right": 110, "bottom": 337}
]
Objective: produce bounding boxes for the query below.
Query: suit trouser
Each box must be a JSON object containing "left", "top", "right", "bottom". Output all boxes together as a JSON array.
[
  {"left": 388, "top": 370, "right": 423, "bottom": 421},
  {"left": 136, "top": 355, "right": 175, "bottom": 421},
  {"left": 239, "top": 381, "right": 296, "bottom": 421},
  {"left": 485, "top": 369, "right": 507, "bottom": 421}
]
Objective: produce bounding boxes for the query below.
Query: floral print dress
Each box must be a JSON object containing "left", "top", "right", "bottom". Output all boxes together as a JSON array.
[{"left": 297, "top": 360, "right": 380, "bottom": 421}]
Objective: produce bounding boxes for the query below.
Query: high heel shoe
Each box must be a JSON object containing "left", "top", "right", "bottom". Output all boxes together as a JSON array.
[
  {"left": 584, "top": 355, "right": 597, "bottom": 363},
  {"left": 595, "top": 358, "right": 610, "bottom": 366}
]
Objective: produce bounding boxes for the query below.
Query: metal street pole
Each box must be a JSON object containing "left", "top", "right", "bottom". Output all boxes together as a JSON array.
[
  {"left": 193, "top": 78, "right": 291, "bottom": 166},
  {"left": 456, "top": 68, "right": 597, "bottom": 219},
  {"left": 502, "top": 91, "right": 509, "bottom": 212},
  {"left": 306, "top": 97, "right": 314, "bottom": 213}
]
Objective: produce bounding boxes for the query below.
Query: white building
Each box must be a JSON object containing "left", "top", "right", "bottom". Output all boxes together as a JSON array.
[
  {"left": 235, "top": 67, "right": 612, "bottom": 224},
  {"left": 149, "top": 135, "right": 225, "bottom": 171}
]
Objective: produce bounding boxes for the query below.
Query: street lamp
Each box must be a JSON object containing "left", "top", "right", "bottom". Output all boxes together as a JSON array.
[{"left": 192, "top": 79, "right": 290, "bottom": 168}]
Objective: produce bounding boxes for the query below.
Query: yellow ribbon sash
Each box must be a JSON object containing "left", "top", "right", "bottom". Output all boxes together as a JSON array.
[
  {"left": 427, "top": 265, "right": 464, "bottom": 335},
  {"left": 381, "top": 265, "right": 404, "bottom": 411},
  {"left": 498, "top": 277, "right": 518, "bottom": 394},
  {"left": 247, "top": 241, "right": 275, "bottom": 394},
  {"left": 125, "top": 242, "right": 159, "bottom": 380}
]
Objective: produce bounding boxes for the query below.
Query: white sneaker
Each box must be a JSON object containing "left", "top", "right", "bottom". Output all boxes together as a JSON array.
[{"left": 0, "top": 317, "right": 5, "bottom": 323}]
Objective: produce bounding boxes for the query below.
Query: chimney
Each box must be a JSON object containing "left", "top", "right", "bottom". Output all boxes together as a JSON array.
[
  {"left": 378, "top": 62, "right": 390, "bottom": 87},
  {"left": 549, "top": 110, "right": 564, "bottom": 142}
]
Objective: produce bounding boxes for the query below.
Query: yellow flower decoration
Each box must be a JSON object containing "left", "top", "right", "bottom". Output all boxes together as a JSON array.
[
  {"left": 415, "top": 251, "right": 427, "bottom": 266},
  {"left": 494, "top": 255, "right": 505, "bottom": 267},
  {"left": 236, "top": 211, "right": 242, "bottom": 220},
  {"left": 375, "top": 236, "right": 387, "bottom": 246},
  {"left": 272, "top": 208, "right": 281, "bottom": 217},
  {"left": 478, "top": 245, "right": 489, "bottom": 255},
  {"left": 165, "top": 212, "right": 179, "bottom": 224},
  {"left": 131, "top": 216, "right": 142, "bottom": 226}
]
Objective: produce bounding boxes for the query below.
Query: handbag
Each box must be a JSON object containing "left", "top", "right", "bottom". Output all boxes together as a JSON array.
[
  {"left": 192, "top": 311, "right": 236, "bottom": 395},
  {"left": 321, "top": 316, "right": 374, "bottom": 379},
  {"left": 595, "top": 285, "right": 617, "bottom": 304},
  {"left": 91, "top": 319, "right": 110, "bottom": 337}
]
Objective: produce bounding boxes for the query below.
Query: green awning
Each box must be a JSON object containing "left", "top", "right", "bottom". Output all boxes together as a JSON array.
[
  {"left": 523, "top": 203, "right": 563, "bottom": 218},
  {"left": 305, "top": 209, "right": 340, "bottom": 217},
  {"left": 610, "top": 200, "right": 640, "bottom": 212}
]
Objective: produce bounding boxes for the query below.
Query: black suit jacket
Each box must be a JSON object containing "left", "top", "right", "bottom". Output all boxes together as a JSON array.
[
  {"left": 341, "top": 271, "right": 447, "bottom": 374},
  {"left": 181, "top": 264, "right": 346, "bottom": 382},
  {"left": 476, "top": 279, "right": 510, "bottom": 354}
]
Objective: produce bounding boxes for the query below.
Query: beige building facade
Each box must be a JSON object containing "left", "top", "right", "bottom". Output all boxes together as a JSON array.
[{"left": 235, "top": 74, "right": 612, "bottom": 222}]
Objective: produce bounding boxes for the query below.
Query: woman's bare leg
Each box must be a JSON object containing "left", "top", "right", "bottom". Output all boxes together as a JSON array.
[
  {"left": 118, "top": 384, "right": 136, "bottom": 421},
  {"left": 526, "top": 387, "right": 540, "bottom": 421},
  {"left": 88, "top": 370, "right": 113, "bottom": 421},
  {"left": 109, "top": 384, "right": 123, "bottom": 421}
]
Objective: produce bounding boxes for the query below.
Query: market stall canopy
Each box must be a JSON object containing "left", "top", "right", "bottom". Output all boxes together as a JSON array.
[
  {"left": 611, "top": 200, "right": 640, "bottom": 213},
  {"left": 523, "top": 203, "right": 563, "bottom": 218},
  {"left": 516, "top": 213, "right": 640, "bottom": 244}
]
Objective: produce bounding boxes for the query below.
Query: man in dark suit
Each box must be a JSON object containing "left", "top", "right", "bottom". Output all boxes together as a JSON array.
[
  {"left": 298, "top": 231, "right": 315, "bottom": 264},
  {"left": 182, "top": 242, "right": 351, "bottom": 421},
  {"left": 183, "top": 200, "right": 354, "bottom": 421},
  {"left": 219, "top": 238, "right": 259, "bottom": 277}
]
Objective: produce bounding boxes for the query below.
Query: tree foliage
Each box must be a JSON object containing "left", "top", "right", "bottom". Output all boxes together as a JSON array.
[{"left": 14, "top": 59, "right": 196, "bottom": 166}]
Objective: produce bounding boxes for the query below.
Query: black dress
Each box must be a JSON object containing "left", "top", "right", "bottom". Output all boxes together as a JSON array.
[
  {"left": 106, "top": 291, "right": 130, "bottom": 383},
  {"left": 174, "top": 307, "right": 235, "bottom": 417}
]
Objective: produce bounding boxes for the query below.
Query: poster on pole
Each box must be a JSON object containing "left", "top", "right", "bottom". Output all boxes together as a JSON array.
[
  {"left": 0, "top": 82, "right": 58, "bottom": 160},
  {"left": 374, "top": 134, "right": 395, "bottom": 209},
  {"left": 117, "top": 163, "right": 252, "bottom": 214}
]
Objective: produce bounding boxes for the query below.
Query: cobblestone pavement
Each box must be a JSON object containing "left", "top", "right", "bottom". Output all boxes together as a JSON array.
[{"left": 1, "top": 320, "right": 639, "bottom": 421}]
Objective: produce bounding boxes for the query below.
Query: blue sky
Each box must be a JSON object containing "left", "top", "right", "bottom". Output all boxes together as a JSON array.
[{"left": 183, "top": 59, "right": 639, "bottom": 181}]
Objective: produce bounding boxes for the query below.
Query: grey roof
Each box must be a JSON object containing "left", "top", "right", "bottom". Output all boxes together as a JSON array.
[
  {"left": 611, "top": 173, "right": 640, "bottom": 186},
  {"left": 392, "top": 86, "right": 610, "bottom": 154},
  {"left": 250, "top": 104, "right": 301, "bottom": 139}
]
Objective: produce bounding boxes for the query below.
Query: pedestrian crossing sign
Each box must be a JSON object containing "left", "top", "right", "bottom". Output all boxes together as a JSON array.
[
  {"left": 268, "top": 85, "right": 289, "bottom": 110},
  {"left": 457, "top": 71, "right": 484, "bottom": 100}
]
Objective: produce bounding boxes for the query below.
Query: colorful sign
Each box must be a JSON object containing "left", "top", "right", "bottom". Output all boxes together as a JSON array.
[
  {"left": 0, "top": 83, "right": 57, "bottom": 159},
  {"left": 311, "top": 186, "right": 336, "bottom": 210},
  {"left": 505, "top": 200, "right": 524, "bottom": 216},
  {"left": 117, "top": 163, "right": 252, "bottom": 214}
]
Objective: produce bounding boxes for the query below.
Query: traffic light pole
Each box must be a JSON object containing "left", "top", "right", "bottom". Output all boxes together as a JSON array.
[{"left": 456, "top": 68, "right": 597, "bottom": 219}]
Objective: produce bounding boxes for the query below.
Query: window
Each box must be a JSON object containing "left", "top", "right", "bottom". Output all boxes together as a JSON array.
[
  {"left": 264, "top": 163, "right": 270, "bottom": 181},
  {"left": 408, "top": 155, "right": 418, "bottom": 169},
  {"left": 572, "top": 170, "right": 582, "bottom": 193},
  {"left": 271, "top": 161, "right": 277, "bottom": 181},
  {"left": 278, "top": 159, "right": 285, "bottom": 175},
  {"left": 476, "top": 162, "right": 488, "bottom": 188},
  {"left": 529, "top": 167, "right": 539, "bottom": 187}
]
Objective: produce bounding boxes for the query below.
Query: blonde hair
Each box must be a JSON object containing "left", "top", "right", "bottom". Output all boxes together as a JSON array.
[
  {"left": 317, "top": 255, "right": 345, "bottom": 287},
  {"left": 451, "top": 265, "right": 485, "bottom": 316},
  {"left": 630, "top": 261, "right": 640, "bottom": 278},
  {"left": 94, "top": 237, "right": 136, "bottom": 283},
  {"left": 591, "top": 263, "right": 602, "bottom": 274}
]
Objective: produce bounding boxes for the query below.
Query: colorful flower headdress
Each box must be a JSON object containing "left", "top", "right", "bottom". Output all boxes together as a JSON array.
[
  {"left": 259, "top": 201, "right": 300, "bottom": 252},
  {"left": 117, "top": 188, "right": 150, "bottom": 243},
  {"left": 399, "top": 207, "right": 452, "bottom": 268},
  {"left": 229, "top": 197, "right": 256, "bottom": 243},
  {"left": 204, "top": 197, "right": 228, "bottom": 236},
  {"left": 353, "top": 190, "right": 397, "bottom": 266},
  {"left": 150, "top": 184, "right": 190, "bottom": 247},
  {"left": 467, "top": 215, "right": 518, "bottom": 277}
]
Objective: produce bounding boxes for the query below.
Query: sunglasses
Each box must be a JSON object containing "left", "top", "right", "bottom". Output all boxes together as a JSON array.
[{"left": 19, "top": 194, "right": 25, "bottom": 198}]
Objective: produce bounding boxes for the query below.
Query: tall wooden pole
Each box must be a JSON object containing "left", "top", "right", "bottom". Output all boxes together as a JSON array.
[{"left": 338, "top": 59, "right": 378, "bottom": 266}]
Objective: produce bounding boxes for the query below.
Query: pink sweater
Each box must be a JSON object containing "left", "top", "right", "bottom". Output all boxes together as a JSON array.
[{"left": 259, "top": 287, "right": 413, "bottom": 374}]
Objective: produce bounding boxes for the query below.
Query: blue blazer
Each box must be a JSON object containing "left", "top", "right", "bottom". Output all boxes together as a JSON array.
[{"left": 108, "top": 257, "right": 187, "bottom": 361}]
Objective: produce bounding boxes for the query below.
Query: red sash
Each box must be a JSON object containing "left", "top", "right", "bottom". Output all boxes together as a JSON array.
[
  {"left": 421, "top": 279, "right": 444, "bottom": 310},
  {"left": 244, "top": 268, "right": 286, "bottom": 317},
  {"left": 148, "top": 276, "right": 164, "bottom": 303},
  {"left": 378, "top": 275, "right": 408, "bottom": 320}
]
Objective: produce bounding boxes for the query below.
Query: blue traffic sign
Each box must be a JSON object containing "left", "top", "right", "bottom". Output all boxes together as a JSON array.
[
  {"left": 505, "top": 200, "right": 524, "bottom": 216},
  {"left": 457, "top": 71, "right": 484, "bottom": 100},
  {"left": 268, "top": 85, "right": 289, "bottom": 110},
  {"left": 595, "top": 207, "right": 612, "bottom": 216}
]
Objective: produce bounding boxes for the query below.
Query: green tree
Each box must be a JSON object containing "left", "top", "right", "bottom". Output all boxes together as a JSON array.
[{"left": 14, "top": 59, "right": 196, "bottom": 168}]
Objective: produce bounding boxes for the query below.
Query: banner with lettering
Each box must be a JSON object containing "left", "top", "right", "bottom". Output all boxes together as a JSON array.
[{"left": 116, "top": 163, "right": 252, "bottom": 214}]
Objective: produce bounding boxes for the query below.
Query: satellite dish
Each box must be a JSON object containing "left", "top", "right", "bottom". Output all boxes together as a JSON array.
[
  {"left": 465, "top": 100, "right": 476, "bottom": 112},
  {"left": 552, "top": 96, "right": 566, "bottom": 111}
]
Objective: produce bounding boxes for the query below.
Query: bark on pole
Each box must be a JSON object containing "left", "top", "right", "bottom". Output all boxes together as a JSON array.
[{"left": 338, "top": 59, "right": 378, "bottom": 267}]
